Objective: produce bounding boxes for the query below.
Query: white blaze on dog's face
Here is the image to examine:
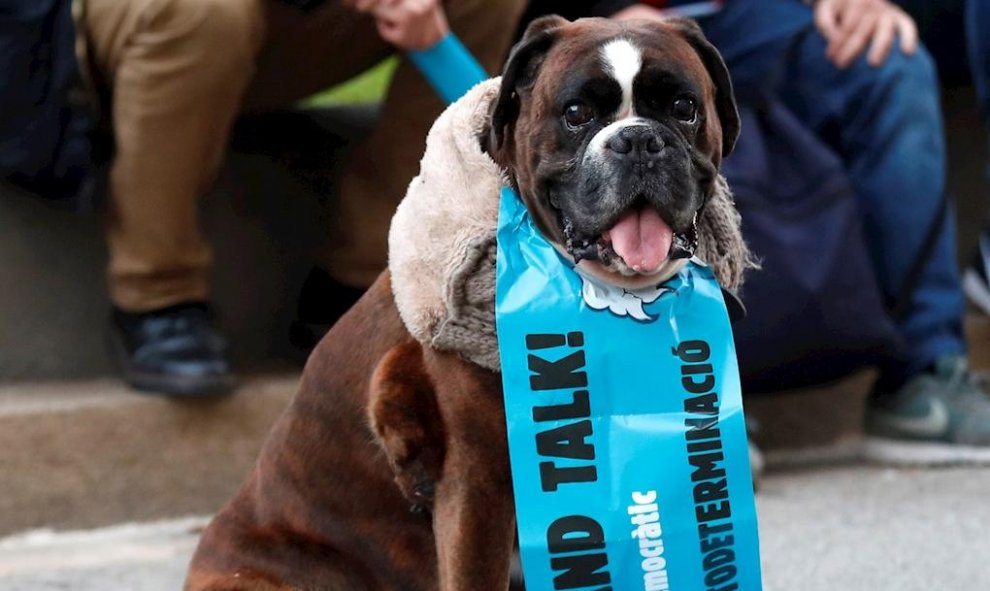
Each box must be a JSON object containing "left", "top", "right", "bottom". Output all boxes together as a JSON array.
[
  {"left": 489, "top": 16, "right": 740, "bottom": 290},
  {"left": 601, "top": 39, "right": 641, "bottom": 118}
]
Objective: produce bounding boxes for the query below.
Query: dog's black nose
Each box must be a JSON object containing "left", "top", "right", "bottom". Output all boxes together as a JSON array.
[{"left": 606, "top": 126, "right": 663, "bottom": 161}]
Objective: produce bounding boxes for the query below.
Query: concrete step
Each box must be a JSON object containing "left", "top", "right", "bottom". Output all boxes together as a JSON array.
[
  {"left": 3, "top": 465, "right": 990, "bottom": 590},
  {"left": 2, "top": 314, "right": 989, "bottom": 537},
  {"left": 0, "top": 376, "right": 294, "bottom": 537},
  {"left": 3, "top": 313, "right": 990, "bottom": 538},
  {"left": 0, "top": 369, "right": 861, "bottom": 538}
]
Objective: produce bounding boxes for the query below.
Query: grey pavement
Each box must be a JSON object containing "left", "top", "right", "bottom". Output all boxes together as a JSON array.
[
  {"left": 757, "top": 465, "right": 990, "bottom": 589},
  {"left": 0, "top": 517, "right": 203, "bottom": 591},
  {"left": 1, "top": 465, "right": 988, "bottom": 591}
]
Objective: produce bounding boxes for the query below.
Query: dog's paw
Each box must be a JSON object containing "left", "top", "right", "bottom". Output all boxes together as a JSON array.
[{"left": 369, "top": 341, "right": 446, "bottom": 509}]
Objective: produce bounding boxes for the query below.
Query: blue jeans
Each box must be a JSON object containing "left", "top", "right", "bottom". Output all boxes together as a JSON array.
[
  {"left": 701, "top": 0, "right": 966, "bottom": 376},
  {"left": 966, "top": 0, "right": 990, "bottom": 127},
  {"left": 900, "top": 0, "right": 990, "bottom": 163}
]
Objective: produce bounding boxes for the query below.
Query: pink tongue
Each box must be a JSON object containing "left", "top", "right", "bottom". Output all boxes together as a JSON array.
[{"left": 606, "top": 208, "right": 672, "bottom": 273}]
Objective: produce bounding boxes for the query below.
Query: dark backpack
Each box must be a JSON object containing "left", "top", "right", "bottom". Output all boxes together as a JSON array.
[
  {"left": 1, "top": 0, "right": 98, "bottom": 209},
  {"left": 723, "top": 100, "right": 907, "bottom": 393}
]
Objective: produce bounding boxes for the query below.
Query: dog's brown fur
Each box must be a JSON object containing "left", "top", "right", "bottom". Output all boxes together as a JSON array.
[{"left": 185, "top": 275, "right": 515, "bottom": 590}]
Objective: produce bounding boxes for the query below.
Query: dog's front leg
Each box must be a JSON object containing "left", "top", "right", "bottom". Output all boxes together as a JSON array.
[
  {"left": 369, "top": 340, "right": 445, "bottom": 512},
  {"left": 372, "top": 342, "right": 517, "bottom": 589},
  {"left": 428, "top": 351, "right": 516, "bottom": 591},
  {"left": 432, "top": 448, "right": 516, "bottom": 591}
]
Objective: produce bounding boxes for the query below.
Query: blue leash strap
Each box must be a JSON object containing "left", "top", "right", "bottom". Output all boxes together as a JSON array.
[
  {"left": 495, "top": 187, "right": 763, "bottom": 591},
  {"left": 409, "top": 33, "right": 488, "bottom": 105}
]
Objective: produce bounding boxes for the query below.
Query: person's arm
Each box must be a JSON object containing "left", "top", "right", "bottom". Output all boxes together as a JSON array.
[
  {"left": 348, "top": 0, "right": 485, "bottom": 105},
  {"left": 360, "top": 0, "right": 450, "bottom": 51},
  {"left": 610, "top": 3, "right": 667, "bottom": 21}
]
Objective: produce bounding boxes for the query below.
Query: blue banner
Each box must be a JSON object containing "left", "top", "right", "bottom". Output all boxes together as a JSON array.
[{"left": 495, "top": 187, "right": 762, "bottom": 591}]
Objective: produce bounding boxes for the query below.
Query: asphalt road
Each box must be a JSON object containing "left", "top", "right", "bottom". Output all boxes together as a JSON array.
[{"left": 1, "top": 465, "right": 988, "bottom": 590}]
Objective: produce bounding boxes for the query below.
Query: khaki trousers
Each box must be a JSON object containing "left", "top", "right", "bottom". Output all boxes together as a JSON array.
[{"left": 84, "top": 0, "right": 525, "bottom": 312}]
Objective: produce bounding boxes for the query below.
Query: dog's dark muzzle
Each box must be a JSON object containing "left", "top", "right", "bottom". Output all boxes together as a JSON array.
[{"left": 561, "top": 208, "right": 700, "bottom": 266}]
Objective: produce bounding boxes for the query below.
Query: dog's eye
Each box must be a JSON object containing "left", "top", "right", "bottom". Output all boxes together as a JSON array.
[
  {"left": 671, "top": 97, "right": 698, "bottom": 122},
  {"left": 563, "top": 102, "right": 594, "bottom": 128}
]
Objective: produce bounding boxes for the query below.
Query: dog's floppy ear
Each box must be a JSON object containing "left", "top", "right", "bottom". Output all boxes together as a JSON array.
[
  {"left": 667, "top": 18, "right": 740, "bottom": 158},
  {"left": 490, "top": 15, "right": 568, "bottom": 155}
]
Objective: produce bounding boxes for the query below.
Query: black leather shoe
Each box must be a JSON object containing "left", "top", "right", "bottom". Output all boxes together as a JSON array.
[
  {"left": 289, "top": 267, "right": 365, "bottom": 351},
  {"left": 110, "top": 302, "right": 237, "bottom": 397}
]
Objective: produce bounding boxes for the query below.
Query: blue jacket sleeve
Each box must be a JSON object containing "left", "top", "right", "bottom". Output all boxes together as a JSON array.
[{"left": 408, "top": 33, "right": 489, "bottom": 106}]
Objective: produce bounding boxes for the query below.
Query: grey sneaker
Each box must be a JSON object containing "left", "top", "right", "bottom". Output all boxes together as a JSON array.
[
  {"left": 963, "top": 230, "right": 990, "bottom": 315},
  {"left": 864, "top": 356, "right": 990, "bottom": 465}
]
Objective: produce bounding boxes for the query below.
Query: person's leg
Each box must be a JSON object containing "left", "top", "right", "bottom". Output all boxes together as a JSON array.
[
  {"left": 773, "top": 35, "right": 965, "bottom": 378},
  {"left": 246, "top": 0, "right": 526, "bottom": 348},
  {"left": 775, "top": 32, "right": 990, "bottom": 461},
  {"left": 965, "top": 0, "right": 990, "bottom": 124},
  {"left": 87, "top": 0, "right": 265, "bottom": 312},
  {"left": 241, "top": 2, "right": 405, "bottom": 351},
  {"left": 244, "top": 3, "right": 392, "bottom": 112},
  {"left": 960, "top": 0, "right": 990, "bottom": 314},
  {"left": 894, "top": 1, "right": 990, "bottom": 315},
  {"left": 86, "top": 0, "right": 265, "bottom": 394}
]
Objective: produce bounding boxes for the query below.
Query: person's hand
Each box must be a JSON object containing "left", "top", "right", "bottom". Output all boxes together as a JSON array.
[
  {"left": 814, "top": 0, "right": 918, "bottom": 68},
  {"left": 611, "top": 4, "right": 668, "bottom": 22},
  {"left": 344, "top": 0, "right": 450, "bottom": 51}
]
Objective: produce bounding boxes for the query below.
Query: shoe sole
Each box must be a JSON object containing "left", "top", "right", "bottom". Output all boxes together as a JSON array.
[
  {"left": 109, "top": 330, "right": 238, "bottom": 398},
  {"left": 963, "top": 268, "right": 990, "bottom": 316},
  {"left": 863, "top": 436, "right": 990, "bottom": 466}
]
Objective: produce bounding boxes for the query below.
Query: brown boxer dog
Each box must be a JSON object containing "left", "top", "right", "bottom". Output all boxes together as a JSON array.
[{"left": 186, "top": 15, "right": 739, "bottom": 591}]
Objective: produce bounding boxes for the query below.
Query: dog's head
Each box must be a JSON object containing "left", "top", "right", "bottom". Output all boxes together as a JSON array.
[{"left": 487, "top": 16, "right": 739, "bottom": 288}]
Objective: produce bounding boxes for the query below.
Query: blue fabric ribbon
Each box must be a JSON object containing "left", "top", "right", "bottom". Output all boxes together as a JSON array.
[{"left": 495, "top": 186, "right": 763, "bottom": 591}]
